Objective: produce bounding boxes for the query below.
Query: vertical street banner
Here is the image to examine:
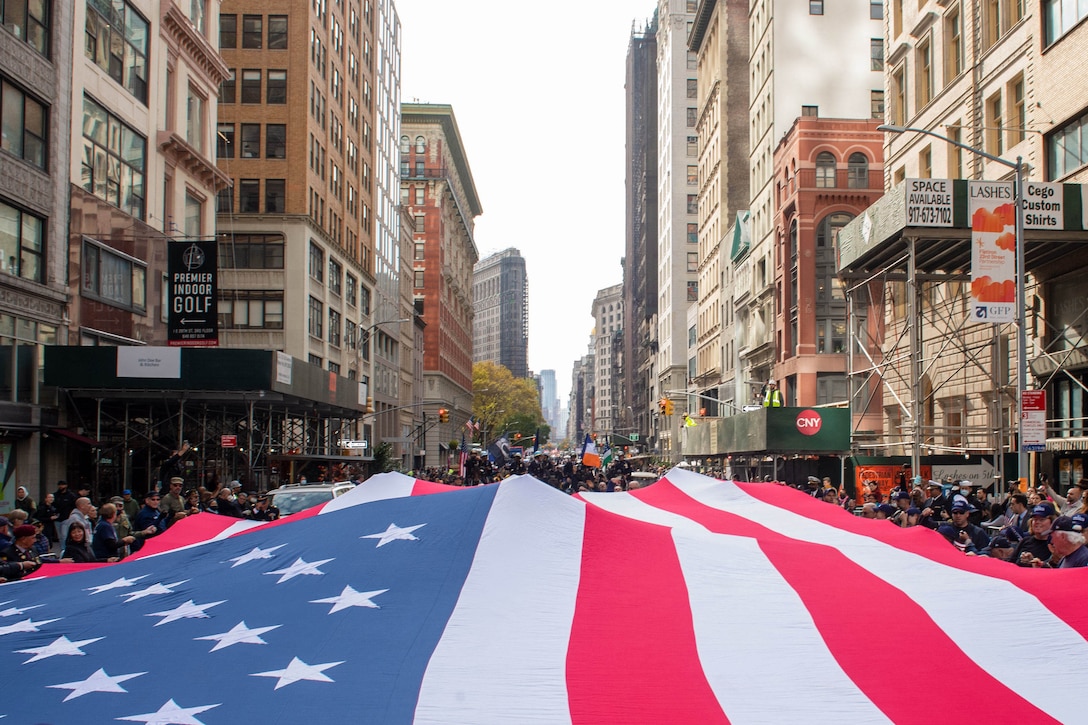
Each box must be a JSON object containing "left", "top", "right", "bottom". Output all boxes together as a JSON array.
[
  {"left": 168, "top": 240, "right": 219, "bottom": 346},
  {"left": 968, "top": 180, "right": 1016, "bottom": 323}
]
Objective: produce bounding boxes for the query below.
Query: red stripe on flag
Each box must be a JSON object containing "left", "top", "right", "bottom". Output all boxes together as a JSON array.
[
  {"left": 566, "top": 505, "right": 728, "bottom": 725},
  {"left": 635, "top": 481, "right": 1060, "bottom": 724},
  {"left": 735, "top": 480, "right": 1088, "bottom": 640}
]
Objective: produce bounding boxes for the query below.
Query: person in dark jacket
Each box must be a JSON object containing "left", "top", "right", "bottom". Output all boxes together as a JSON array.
[
  {"left": 92, "top": 503, "right": 134, "bottom": 562},
  {"left": 0, "top": 524, "right": 42, "bottom": 580},
  {"left": 52, "top": 480, "right": 77, "bottom": 523},
  {"left": 211, "top": 486, "right": 244, "bottom": 518},
  {"left": 60, "top": 524, "right": 100, "bottom": 563},
  {"left": 32, "top": 492, "right": 59, "bottom": 543}
]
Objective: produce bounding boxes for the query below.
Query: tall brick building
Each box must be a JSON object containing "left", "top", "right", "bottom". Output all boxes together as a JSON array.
[{"left": 401, "top": 104, "right": 480, "bottom": 467}]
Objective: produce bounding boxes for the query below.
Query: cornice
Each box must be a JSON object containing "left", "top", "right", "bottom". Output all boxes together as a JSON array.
[
  {"left": 160, "top": 3, "right": 231, "bottom": 88},
  {"left": 158, "top": 131, "right": 232, "bottom": 191}
]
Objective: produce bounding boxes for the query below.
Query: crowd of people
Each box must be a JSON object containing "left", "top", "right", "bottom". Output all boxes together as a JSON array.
[
  {"left": 0, "top": 477, "right": 280, "bottom": 583},
  {"left": 411, "top": 450, "right": 663, "bottom": 494},
  {"left": 779, "top": 472, "right": 1088, "bottom": 568}
]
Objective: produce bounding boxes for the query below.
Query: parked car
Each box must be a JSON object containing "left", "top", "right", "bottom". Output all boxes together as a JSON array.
[{"left": 266, "top": 481, "right": 356, "bottom": 516}]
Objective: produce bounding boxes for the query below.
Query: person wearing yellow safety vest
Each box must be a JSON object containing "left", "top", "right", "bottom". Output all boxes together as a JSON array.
[{"left": 762, "top": 380, "right": 783, "bottom": 407}]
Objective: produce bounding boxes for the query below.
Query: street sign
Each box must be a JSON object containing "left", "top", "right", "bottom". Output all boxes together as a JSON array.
[
  {"left": 221, "top": 434, "right": 237, "bottom": 448},
  {"left": 629, "top": 433, "right": 639, "bottom": 441},
  {"left": 341, "top": 439, "right": 368, "bottom": 449},
  {"left": 1022, "top": 390, "right": 1046, "bottom": 452},
  {"left": 168, "top": 240, "right": 219, "bottom": 347}
]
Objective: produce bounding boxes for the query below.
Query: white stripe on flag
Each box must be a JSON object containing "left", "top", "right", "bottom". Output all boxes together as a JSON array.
[
  {"left": 415, "top": 475, "right": 585, "bottom": 725},
  {"left": 582, "top": 492, "right": 891, "bottom": 725},
  {"left": 666, "top": 468, "right": 1088, "bottom": 725},
  {"left": 321, "top": 471, "right": 418, "bottom": 512}
]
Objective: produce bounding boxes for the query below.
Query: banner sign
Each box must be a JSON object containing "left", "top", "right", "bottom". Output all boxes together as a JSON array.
[
  {"left": 168, "top": 240, "right": 219, "bottom": 347},
  {"left": 905, "top": 179, "right": 955, "bottom": 226},
  {"left": 1023, "top": 182, "right": 1063, "bottom": 229},
  {"left": 116, "top": 346, "right": 181, "bottom": 378},
  {"left": 969, "top": 181, "right": 1016, "bottom": 323}
]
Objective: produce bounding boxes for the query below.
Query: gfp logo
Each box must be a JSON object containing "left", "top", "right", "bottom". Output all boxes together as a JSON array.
[{"left": 796, "top": 409, "right": 823, "bottom": 436}]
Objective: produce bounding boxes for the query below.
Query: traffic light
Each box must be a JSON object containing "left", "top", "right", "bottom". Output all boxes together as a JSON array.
[
  {"left": 658, "top": 398, "right": 667, "bottom": 415},
  {"left": 664, "top": 398, "right": 674, "bottom": 416},
  {"left": 365, "top": 396, "right": 374, "bottom": 414},
  {"left": 514, "top": 432, "right": 521, "bottom": 441},
  {"left": 438, "top": 408, "right": 449, "bottom": 423}
]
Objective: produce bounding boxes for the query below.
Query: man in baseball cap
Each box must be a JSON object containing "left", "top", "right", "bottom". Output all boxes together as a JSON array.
[
  {"left": 1012, "top": 502, "right": 1057, "bottom": 567},
  {"left": 0, "top": 524, "right": 42, "bottom": 581},
  {"left": 1049, "top": 513, "right": 1088, "bottom": 568}
]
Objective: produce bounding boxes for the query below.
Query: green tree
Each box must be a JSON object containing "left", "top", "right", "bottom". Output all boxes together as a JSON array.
[{"left": 472, "top": 362, "right": 543, "bottom": 442}]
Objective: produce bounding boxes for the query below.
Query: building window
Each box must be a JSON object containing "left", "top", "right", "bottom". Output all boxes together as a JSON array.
[
  {"left": 415, "top": 135, "right": 425, "bottom": 152},
  {"left": 187, "top": 0, "right": 205, "bottom": 33},
  {"left": 915, "top": 36, "right": 933, "bottom": 108},
  {"left": 0, "top": 200, "right": 43, "bottom": 283},
  {"left": 891, "top": 64, "right": 907, "bottom": 125},
  {"left": 85, "top": 0, "right": 149, "bottom": 103},
  {"left": 238, "top": 179, "right": 259, "bottom": 212},
  {"left": 810, "top": 0, "right": 824, "bottom": 13},
  {"left": 414, "top": 186, "right": 424, "bottom": 204},
  {"left": 1047, "top": 110, "right": 1088, "bottom": 180},
  {"left": 687, "top": 252, "right": 698, "bottom": 273},
  {"left": 328, "top": 308, "right": 341, "bottom": 346},
  {"left": 268, "top": 15, "right": 288, "bottom": 48},
  {"left": 81, "top": 237, "right": 146, "bottom": 312},
  {"left": 186, "top": 86, "right": 205, "bottom": 152},
  {"left": 218, "top": 290, "right": 284, "bottom": 329},
  {"left": 219, "top": 13, "right": 236, "bottom": 48},
  {"left": 217, "top": 123, "right": 233, "bottom": 158},
  {"left": 414, "top": 270, "right": 424, "bottom": 288},
  {"left": 801, "top": 105, "right": 818, "bottom": 117},
  {"left": 815, "top": 151, "right": 836, "bottom": 188},
  {"left": 309, "top": 242, "right": 324, "bottom": 282},
  {"left": 871, "top": 38, "right": 883, "bottom": 71},
  {"left": 267, "top": 70, "right": 286, "bottom": 104},
  {"left": 219, "top": 70, "right": 235, "bottom": 104},
  {"left": 345, "top": 274, "right": 356, "bottom": 306},
  {"left": 240, "top": 123, "right": 259, "bottom": 158},
  {"left": 687, "top": 194, "right": 698, "bottom": 214},
  {"left": 948, "top": 123, "right": 965, "bottom": 178},
  {"left": 870, "top": 0, "right": 883, "bottom": 19},
  {"left": 266, "top": 124, "right": 286, "bottom": 158},
  {"left": 308, "top": 296, "right": 323, "bottom": 338},
  {"left": 242, "top": 14, "right": 262, "bottom": 48},
  {"left": 945, "top": 5, "right": 963, "bottom": 83},
  {"left": 414, "top": 242, "right": 424, "bottom": 260},
  {"left": 686, "top": 108, "right": 697, "bottom": 127},
  {"left": 0, "top": 78, "right": 48, "bottom": 170},
  {"left": 80, "top": 96, "right": 146, "bottom": 219},
  {"left": 240, "top": 70, "right": 261, "bottom": 104},
  {"left": 265, "top": 179, "right": 285, "bottom": 212},
  {"left": 985, "top": 91, "right": 1003, "bottom": 156},
  {"left": 1046, "top": 0, "right": 1087, "bottom": 45},
  {"left": 328, "top": 259, "right": 341, "bottom": 296},
  {"left": 871, "top": 90, "right": 885, "bottom": 119},
  {"left": 687, "top": 165, "right": 698, "bottom": 185},
  {"left": 3, "top": 0, "right": 49, "bottom": 56},
  {"left": 216, "top": 233, "right": 284, "bottom": 269},
  {"left": 360, "top": 285, "right": 370, "bottom": 315},
  {"left": 687, "top": 136, "right": 698, "bottom": 156},
  {"left": 216, "top": 187, "right": 231, "bottom": 213},
  {"left": 1009, "top": 75, "right": 1025, "bottom": 148},
  {"left": 847, "top": 153, "right": 868, "bottom": 188},
  {"left": 184, "top": 192, "right": 202, "bottom": 237},
  {"left": 919, "top": 145, "right": 932, "bottom": 178},
  {"left": 686, "top": 78, "right": 697, "bottom": 99},
  {"left": 687, "top": 223, "right": 698, "bottom": 244}
]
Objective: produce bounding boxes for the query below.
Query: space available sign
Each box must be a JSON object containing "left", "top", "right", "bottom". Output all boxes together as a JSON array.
[
  {"left": 968, "top": 180, "right": 1016, "bottom": 324},
  {"left": 168, "top": 240, "right": 219, "bottom": 347}
]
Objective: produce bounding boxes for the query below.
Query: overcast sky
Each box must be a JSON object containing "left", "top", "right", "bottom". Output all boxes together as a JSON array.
[{"left": 396, "top": 0, "right": 658, "bottom": 404}]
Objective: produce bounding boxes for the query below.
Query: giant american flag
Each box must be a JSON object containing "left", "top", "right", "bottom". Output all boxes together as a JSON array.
[{"left": 2, "top": 468, "right": 1086, "bottom": 724}]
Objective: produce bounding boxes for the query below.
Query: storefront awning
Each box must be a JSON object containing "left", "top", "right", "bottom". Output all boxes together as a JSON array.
[
  {"left": 1046, "top": 437, "right": 1088, "bottom": 451},
  {"left": 50, "top": 428, "right": 101, "bottom": 447}
]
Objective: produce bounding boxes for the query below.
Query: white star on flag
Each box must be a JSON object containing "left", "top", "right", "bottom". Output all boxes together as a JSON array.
[
  {"left": 85, "top": 575, "right": 149, "bottom": 595},
  {"left": 194, "top": 620, "right": 281, "bottom": 651},
  {"left": 227, "top": 544, "right": 286, "bottom": 568},
  {"left": 0, "top": 601, "right": 44, "bottom": 617},
  {"left": 264, "top": 557, "right": 334, "bottom": 583},
  {"left": 0, "top": 617, "right": 61, "bottom": 636},
  {"left": 116, "top": 698, "right": 220, "bottom": 725},
  {"left": 16, "top": 635, "right": 104, "bottom": 663},
  {"left": 310, "top": 585, "right": 388, "bottom": 614},
  {"left": 146, "top": 599, "right": 226, "bottom": 627},
  {"left": 120, "top": 580, "right": 191, "bottom": 603},
  {"left": 360, "top": 522, "right": 425, "bottom": 547},
  {"left": 47, "top": 667, "right": 146, "bottom": 701},
  {"left": 251, "top": 657, "right": 344, "bottom": 690}
]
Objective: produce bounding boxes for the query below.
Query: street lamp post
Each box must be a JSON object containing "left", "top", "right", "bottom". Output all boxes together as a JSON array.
[{"left": 878, "top": 124, "right": 1028, "bottom": 483}]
